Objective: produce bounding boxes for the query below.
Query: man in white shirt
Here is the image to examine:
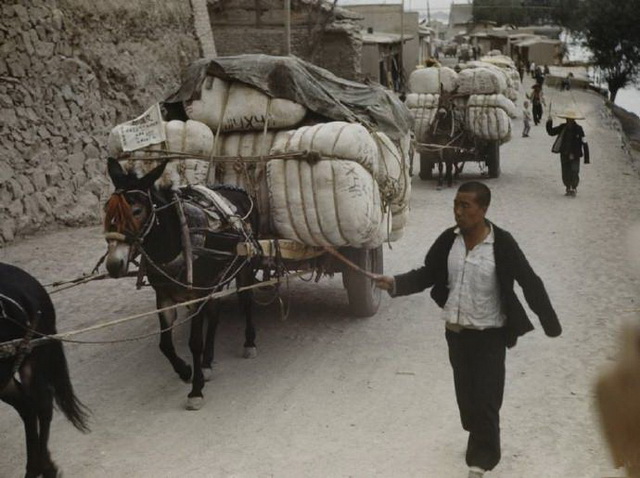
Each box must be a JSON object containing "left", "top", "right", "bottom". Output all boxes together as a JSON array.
[{"left": 374, "top": 181, "right": 561, "bottom": 478}]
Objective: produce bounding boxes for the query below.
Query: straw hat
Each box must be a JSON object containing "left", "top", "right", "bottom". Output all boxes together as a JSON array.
[{"left": 556, "top": 109, "right": 585, "bottom": 120}]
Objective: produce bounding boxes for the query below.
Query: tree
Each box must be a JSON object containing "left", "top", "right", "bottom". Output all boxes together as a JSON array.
[{"left": 581, "top": 0, "right": 640, "bottom": 102}]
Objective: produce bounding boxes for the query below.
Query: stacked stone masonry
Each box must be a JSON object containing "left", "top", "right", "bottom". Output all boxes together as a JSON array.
[{"left": 0, "top": 0, "right": 199, "bottom": 245}]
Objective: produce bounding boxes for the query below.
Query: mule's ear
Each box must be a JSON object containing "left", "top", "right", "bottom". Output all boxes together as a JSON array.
[
  {"left": 139, "top": 160, "right": 169, "bottom": 190},
  {"left": 107, "top": 157, "right": 126, "bottom": 188}
]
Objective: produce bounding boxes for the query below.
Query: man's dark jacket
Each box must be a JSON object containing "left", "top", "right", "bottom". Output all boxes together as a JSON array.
[
  {"left": 393, "top": 223, "right": 561, "bottom": 348},
  {"left": 546, "top": 119, "right": 590, "bottom": 163}
]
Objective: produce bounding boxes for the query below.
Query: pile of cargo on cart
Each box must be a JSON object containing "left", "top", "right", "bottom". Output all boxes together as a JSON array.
[
  {"left": 404, "top": 54, "right": 520, "bottom": 184},
  {"left": 106, "top": 54, "right": 414, "bottom": 318}
]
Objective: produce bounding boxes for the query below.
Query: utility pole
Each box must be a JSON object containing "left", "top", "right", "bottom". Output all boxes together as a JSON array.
[
  {"left": 284, "top": 0, "right": 291, "bottom": 55},
  {"left": 399, "top": 0, "right": 405, "bottom": 90}
]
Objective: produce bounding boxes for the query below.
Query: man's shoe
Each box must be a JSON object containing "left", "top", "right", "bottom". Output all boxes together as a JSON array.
[{"left": 565, "top": 188, "right": 572, "bottom": 196}]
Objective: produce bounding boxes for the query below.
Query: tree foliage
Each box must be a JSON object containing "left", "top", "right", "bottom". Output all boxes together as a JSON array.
[{"left": 581, "top": 0, "right": 640, "bottom": 102}]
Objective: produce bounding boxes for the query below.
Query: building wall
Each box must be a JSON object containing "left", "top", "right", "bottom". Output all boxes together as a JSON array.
[
  {"left": 208, "top": 0, "right": 362, "bottom": 80},
  {"left": 0, "top": 0, "right": 199, "bottom": 245},
  {"left": 344, "top": 5, "right": 419, "bottom": 77}
]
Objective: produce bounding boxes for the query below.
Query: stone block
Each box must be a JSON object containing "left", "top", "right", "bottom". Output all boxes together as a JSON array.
[
  {"left": 1, "top": 216, "right": 16, "bottom": 242},
  {"left": 68, "top": 151, "right": 85, "bottom": 173},
  {"left": 31, "top": 169, "right": 47, "bottom": 190},
  {"left": 0, "top": 108, "right": 18, "bottom": 127},
  {"left": 14, "top": 5, "right": 28, "bottom": 23},
  {"left": 83, "top": 143, "right": 100, "bottom": 160},
  {"left": 21, "top": 31, "right": 35, "bottom": 55},
  {"left": 17, "top": 175, "right": 35, "bottom": 195},
  {"left": 45, "top": 164, "right": 61, "bottom": 186},
  {"left": 35, "top": 191, "right": 52, "bottom": 215},
  {"left": 0, "top": 160, "right": 13, "bottom": 183},
  {"left": 8, "top": 199, "right": 24, "bottom": 217},
  {"left": 36, "top": 41, "right": 55, "bottom": 57}
]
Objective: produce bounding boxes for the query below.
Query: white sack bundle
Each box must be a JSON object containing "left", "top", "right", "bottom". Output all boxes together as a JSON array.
[
  {"left": 185, "top": 76, "right": 307, "bottom": 132},
  {"left": 270, "top": 121, "right": 379, "bottom": 177},
  {"left": 466, "top": 105, "right": 512, "bottom": 142},
  {"left": 405, "top": 93, "right": 440, "bottom": 141},
  {"left": 408, "top": 67, "right": 458, "bottom": 94},
  {"left": 208, "top": 130, "right": 293, "bottom": 234},
  {"left": 457, "top": 67, "right": 508, "bottom": 95},
  {"left": 267, "top": 159, "right": 383, "bottom": 247},
  {"left": 107, "top": 119, "right": 213, "bottom": 188},
  {"left": 467, "top": 94, "right": 518, "bottom": 119},
  {"left": 389, "top": 207, "right": 409, "bottom": 242}
]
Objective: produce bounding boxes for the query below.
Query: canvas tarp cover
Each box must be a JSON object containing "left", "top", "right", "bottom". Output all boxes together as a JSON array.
[{"left": 163, "top": 54, "right": 413, "bottom": 140}]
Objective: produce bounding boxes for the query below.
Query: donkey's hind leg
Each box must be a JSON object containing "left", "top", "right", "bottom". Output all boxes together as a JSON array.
[
  {"left": 238, "top": 270, "right": 257, "bottom": 359},
  {"left": 186, "top": 312, "right": 206, "bottom": 411},
  {"left": 1, "top": 372, "right": 44, "bottom": 478},
  {"left": 201, "top": 300, "right": 221, "bottom": 382},
  {"left": 156, "top": 293, "right": 192, "bottom": 382}
]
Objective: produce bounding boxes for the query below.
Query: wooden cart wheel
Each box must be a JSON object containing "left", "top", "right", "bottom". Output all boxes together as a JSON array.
[{"left": 342, "top": 246, "right": 383, "bottom": 317}]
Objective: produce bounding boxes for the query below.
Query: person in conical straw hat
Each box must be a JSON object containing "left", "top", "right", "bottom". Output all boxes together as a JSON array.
[{"left": 546, "top": 108, "right": 590, "bottom": 197}]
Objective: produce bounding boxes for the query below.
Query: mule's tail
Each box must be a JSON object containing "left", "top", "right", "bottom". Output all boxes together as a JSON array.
[{"left": 47, "top": 340, "right": 90, "bottom": 433}]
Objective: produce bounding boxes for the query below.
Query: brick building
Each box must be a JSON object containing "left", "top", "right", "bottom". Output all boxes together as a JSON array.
[{"left": 208, "top": 0, "right": 363, "bottom": 81}]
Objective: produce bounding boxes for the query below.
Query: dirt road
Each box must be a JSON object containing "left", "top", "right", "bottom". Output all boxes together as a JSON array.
[{"left": 1, "top": 83, "right": 639, "bottom": 478}]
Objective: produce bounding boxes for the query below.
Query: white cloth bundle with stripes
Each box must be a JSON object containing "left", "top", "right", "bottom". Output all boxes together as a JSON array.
[
  {"left": 466, "top": 94, "right": 514, "bottom": 142},
  {"left": 266, "top": 159, "right": 385, "bottom": 247},
  {"left": 269, "top": 121, "right": 380, "bottom": 177},
  {"left": 107, "top": 119, "right": 213, "bottom": 189},
  {"left": 184, "top": 76, "right": 307, "bottom": 133},
  {"left": 405, "top": 93, "right": 439, "bottom": 141},
  {"left": 457, "top": 67, "right": 508, "bottom": 95},
  {"left": 408, "top": 66, "right": 458, "bottom": 94},
  {"left": 207, "top": 130, "right": 292, "bottom": 234}
]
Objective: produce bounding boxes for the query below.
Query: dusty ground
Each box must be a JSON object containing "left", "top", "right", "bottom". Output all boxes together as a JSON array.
[{"left": 2, "top": 80, "right": 640, "bottom": 478}]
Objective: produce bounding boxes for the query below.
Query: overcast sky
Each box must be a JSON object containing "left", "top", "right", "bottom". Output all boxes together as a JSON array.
[{"left": 336, "top": 0, "right": 471, "bottom": 14}]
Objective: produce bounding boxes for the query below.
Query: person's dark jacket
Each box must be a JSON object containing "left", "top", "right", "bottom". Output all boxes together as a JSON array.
[
  {"left": 546, "top": 119, "right": 590, "bottom": 163},
  {"left": 393, "top": 223, "right": 561, "bottom": 348}
]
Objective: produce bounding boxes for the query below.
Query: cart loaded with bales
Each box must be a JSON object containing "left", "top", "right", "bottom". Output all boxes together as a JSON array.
[
  {"left": 106, "top": 55, "right": 413, "bottom": 317},
  {"left": 405, "top": 55, "right": 520, "bottom": 183}
]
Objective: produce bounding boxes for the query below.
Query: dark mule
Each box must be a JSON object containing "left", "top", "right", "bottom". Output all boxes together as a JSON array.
[
  {"left": 103, "top": 158, "right": 260, "bottom": 410},
  {"left": 431, "top": 95, "right": 464, "bottom": 188},
  {"left": 0, "top": 262, "right": 89, "bottom": 478}
]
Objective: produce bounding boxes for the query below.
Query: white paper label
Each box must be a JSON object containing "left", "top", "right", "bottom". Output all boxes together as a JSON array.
[{"left": 117, "top": 103, "right": 166, "bottom": 152}]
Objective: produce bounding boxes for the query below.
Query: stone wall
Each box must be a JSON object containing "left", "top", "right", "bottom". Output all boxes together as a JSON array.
[{"left": 0, "top": 0, "right": 199, "bottom": 245}]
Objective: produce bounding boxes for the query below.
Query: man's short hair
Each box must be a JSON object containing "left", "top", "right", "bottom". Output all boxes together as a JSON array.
[{"left": 458, "top": 181, "right": 491, "bottom": 208}]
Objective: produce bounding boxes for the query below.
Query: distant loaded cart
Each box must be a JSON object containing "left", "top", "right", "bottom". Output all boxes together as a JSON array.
[
  {"left": 406, "top": 56, "right": 519, "bottom": 184},
  {"left": 105, "top": 54, "right": 414, "bottom": 317}
]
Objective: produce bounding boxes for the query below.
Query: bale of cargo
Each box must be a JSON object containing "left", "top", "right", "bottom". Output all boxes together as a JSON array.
[
  {"left": 466, "top": 105, "right": 512, "bottom": 142},
  {"left": 267, "top": 159, "right": 383, "bottom": 247},
  {"left": 408, "top": 67, "right": 458, "bottom": 94},
  {"left": 184, "top": 76, "right": 307, "bottom": 133},
  {"left": 457, "top": 67, "right": 508, "bottom": 95},
  {"left": 269, "top": 121, "right": 380, "bottom": 177},
  {"left": 405, "top": 93, "right": 440, "bottom": 141},
  {"left": 107, "top": 119, "right": 214, "bottom": 188},
  {"left": 208, "top": 130, "right": 293, "bottom": 234},
  {"left": 467, "top": 94, "right": 518, "bottom": 119}
]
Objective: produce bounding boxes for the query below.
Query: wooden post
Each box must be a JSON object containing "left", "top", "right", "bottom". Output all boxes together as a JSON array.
[
  {"left": 173, "top": 194, "right": 194, "bottom": 289},
  {"left": 284, "top": 0, "right": 291, "bottom": 55}
]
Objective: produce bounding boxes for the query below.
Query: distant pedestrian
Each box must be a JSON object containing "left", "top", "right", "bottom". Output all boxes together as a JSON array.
[
  {"left": 522, "top": 100, "right": 532, "bottom": 137},
  {"left": 546, "top": 109, "right": 590, "bottom": 196},
  {"left": 527, "top": 84, "right": 545, "bottom": 125},
  {"left": 535, "top": 66, "right": 544, "bottom": 86},
  {"left": 530, "top": 61, "right": 536, "bottom": 79},
  {"left": 373, "top": 181, "right": 561, "bottom": 478}
]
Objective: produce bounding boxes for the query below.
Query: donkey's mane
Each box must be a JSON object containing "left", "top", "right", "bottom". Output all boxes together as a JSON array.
[{"left": 104, "top": 193, "right": 136, "bottom": 234}]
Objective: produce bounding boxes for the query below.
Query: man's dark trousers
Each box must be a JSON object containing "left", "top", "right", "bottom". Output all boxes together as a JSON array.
[
  {"left": 446, "top": 327, "right": 507, "bottom": 471},
  {"left": 560, "top": 154, "right": 580, "bottom": 189}
]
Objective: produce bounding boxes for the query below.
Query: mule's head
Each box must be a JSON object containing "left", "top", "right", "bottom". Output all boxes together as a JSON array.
[{"left": 103, "top": 158, "right": 168, "bottom": 278}]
